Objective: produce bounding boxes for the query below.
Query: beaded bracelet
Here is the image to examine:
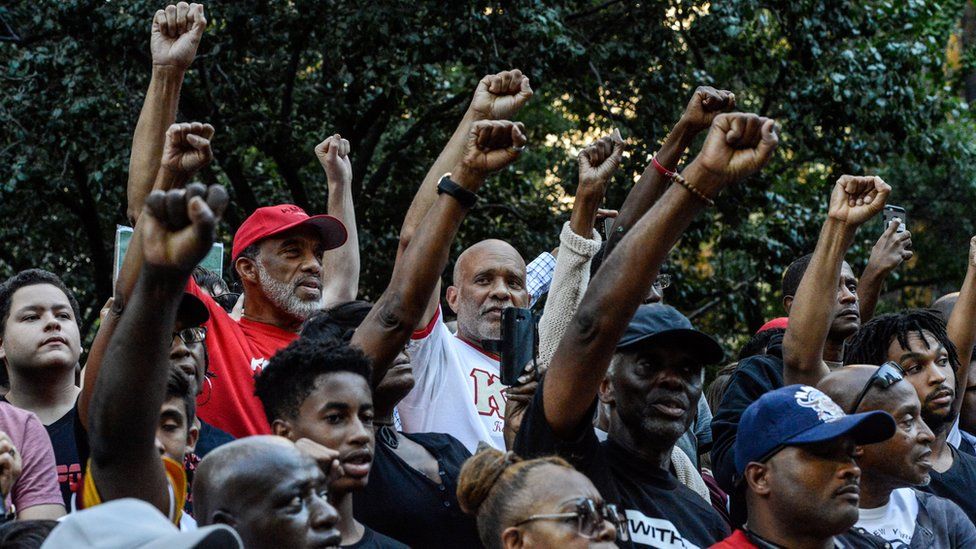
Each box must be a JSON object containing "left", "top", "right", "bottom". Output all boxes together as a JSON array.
[{"left": 652, "top": 157, "right": 715, "bottom": 207}]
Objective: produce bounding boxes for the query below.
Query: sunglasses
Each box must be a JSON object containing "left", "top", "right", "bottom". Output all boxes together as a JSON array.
[
  {"left": 173, "top": 326, "right": 207, "bottom": 345},
  {"left": 213, "top": 291, "right": 241, "bottom": 312},
  {"left": 515, "top": 497, "right": 629, "bottom": 542},
  {"left": 848, "top": 361, "right": 904, "bottom": 414}
]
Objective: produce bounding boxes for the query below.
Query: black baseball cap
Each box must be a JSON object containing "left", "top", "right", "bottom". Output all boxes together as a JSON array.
[{"left": 616, "top": 304, "right": 724, "bottom": 365}]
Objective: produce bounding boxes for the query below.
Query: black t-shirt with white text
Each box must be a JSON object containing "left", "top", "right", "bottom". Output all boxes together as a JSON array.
[
  {"left": 515, "top": 379, "right": 730, "bottom": 548},
  {"left": 919, "top": 445, "right": 976, "bottom": 525}
]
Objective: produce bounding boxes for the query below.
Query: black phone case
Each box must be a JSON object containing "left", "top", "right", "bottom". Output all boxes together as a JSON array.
[{"left": 499, "top": 307, "right": 536, "bottom": 386}]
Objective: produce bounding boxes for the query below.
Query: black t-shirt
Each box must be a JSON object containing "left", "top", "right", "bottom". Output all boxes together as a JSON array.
[
  {"left": 353, "top": 430, "right": 480, "bottom": 549},
  {"left": 515, "top": 379, "right": 730, "bottom": 548},
  {"left": 1, "top": 397, "right": 87, "bottom": 510},
  {"left": 343, "top": 526, "right": 408, "bottom": 549},
  {"left": 919, "top": 445, "right": 976, "bottom": 525},
  {"left": 195, "top": 419, "right": 235, "bottom": 459}
]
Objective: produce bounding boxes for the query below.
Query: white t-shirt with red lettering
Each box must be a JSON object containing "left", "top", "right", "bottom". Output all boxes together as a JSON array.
[
  {"left": 186, "top": 280, "right": 297, "bottom": 438},
  {"left": 398, "top": 307, "right": 507, "bottom": 452}
]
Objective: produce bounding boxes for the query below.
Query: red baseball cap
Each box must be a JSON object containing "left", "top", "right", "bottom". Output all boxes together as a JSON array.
[
  {"left": 756, "top": 317, "right": 789, "bottom": 334},
  {"left": 232, "top": 204, "right": 347, "bottom": 260}
]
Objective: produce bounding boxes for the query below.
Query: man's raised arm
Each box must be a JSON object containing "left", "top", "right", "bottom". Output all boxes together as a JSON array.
[
  {"left": 88, "top": 182, "right": 227, "bottom": 515},
  {"left": 857, "top": 218, "right": 913, "bottom": 322},
  {"left": 315, "top": 134, "right": 360, "bottom": 306},
  {"left": 947, "top": 237, "right": 976, "bottom": 419},
  {"left": 783, "top": 176, "right": 890, "bottom": 387},
  {"left": 603, "top": 87, "right": 734, "bottom": 259},
  {"left": 543, "top": 113, "right": 778, "bottom": 437},
  {"left": 127, "top": 2, "right": 206, "bottom": 224},
  {"left": 398, "top": 70, "right": 532, "bottom": 329},
  {"left": 354, "top": 121, "right": 527, "bottom": 392}
]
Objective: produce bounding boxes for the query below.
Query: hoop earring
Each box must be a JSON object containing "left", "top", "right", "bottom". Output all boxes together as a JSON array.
[{"left": 199, "top": 377, "right": 213, "bottom": 406}]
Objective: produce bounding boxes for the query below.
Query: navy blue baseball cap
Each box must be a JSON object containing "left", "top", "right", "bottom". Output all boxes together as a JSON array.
[
  {"left": 616, "top": 304, "right": 724, "bottom": 365},
  {"left": 734, "top": 385, "right": 896, "bottom": 476}
]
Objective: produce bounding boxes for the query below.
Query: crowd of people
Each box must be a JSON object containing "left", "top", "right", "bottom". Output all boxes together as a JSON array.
[{"left": 3, "top": 2, "right": 976, "bottom": 548}]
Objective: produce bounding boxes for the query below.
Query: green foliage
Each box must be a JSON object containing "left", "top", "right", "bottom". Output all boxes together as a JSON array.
[{"left": 2, "top": 1, "right": 974, "bottom": 363}]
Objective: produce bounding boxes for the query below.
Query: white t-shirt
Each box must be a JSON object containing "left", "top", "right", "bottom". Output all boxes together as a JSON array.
[
  {"left": 397, "top": 307, "right": 506, "bottom": 452},
  {"left": 855, "top": 487, "right": 918, "bottom": 546}
]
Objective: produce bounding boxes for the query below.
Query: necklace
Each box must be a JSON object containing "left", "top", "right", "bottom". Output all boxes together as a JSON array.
[{"left": 378, "top": 425, "right": 399, "bottom": 449}]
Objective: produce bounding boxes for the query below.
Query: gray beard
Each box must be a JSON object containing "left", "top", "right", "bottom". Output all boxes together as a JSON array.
[{"left": 256, "top": 263, "right": 323, "bottom": 321}]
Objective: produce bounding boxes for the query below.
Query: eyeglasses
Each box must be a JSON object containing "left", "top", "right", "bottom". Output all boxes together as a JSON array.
[
  {"left": 173, "top": 326, "right": 207, "bottom": 345},
  {"left": 848, "top": 361, "right": 904, "bottom": 414},
  {"left": 515, "top": 497, "right": 629, "bottom": 542},
  {"left": 213, "top": 291, "right": 240, "bottom": 312}
]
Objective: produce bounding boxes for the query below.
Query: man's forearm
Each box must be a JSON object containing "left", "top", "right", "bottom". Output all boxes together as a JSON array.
[
  {"left": 568, "top": 190, "right": 603, "bottom": 238},
  {"left": 783, "top": 218, "right": 856, "bottom": 386},
  {"left": 127, "top": 66, "right": 185, "bottom": 225},
  {"left": 544, "top": 165, "right": 713, "bottom": 436},
  {"left": 948, "top": 260, "right": 976, "bottom": 418},
  {"left": 321, "top": 181, "right": 360, "bottom": 306},
  {"left": 604, "top": 118, "right": 698, "bottom": 258},
  {"left": 398, "top": 109, "right": 475, "bottom": 252},
  {"left": 856, "top": 263, "right": 889, "bottom": 323}
]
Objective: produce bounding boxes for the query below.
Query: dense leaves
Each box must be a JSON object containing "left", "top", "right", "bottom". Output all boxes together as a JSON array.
[{"left": 2, "top": 1, "right": 974, "bottom": 364}]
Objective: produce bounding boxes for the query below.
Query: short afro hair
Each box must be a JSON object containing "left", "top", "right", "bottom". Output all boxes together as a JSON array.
[
  {"left": 300, "top": 300, "right": 374, "bottom": 344},
  {"left": 254, "top": 336, "right": 372, "bottom": 424},
  {"left": 780, "top": 254, "right": 813, "bottom": 299},
  {"left": 844, "top": 309, "right": 960, "bottom": 371},
  {"left": 0, "top": 269, "right": 80, "bottom": 336},
  {"left": 166, "top": 369, "right": 196, "bottom": 423}
]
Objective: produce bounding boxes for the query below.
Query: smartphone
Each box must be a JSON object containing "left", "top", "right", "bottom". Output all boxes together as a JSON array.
[
  {"left": 499, "top": 307, "right": 537, "bottom": 386},
  {"left": 882, "top": 205, "right": 907, "bottom": 233},
  {"left": 603, "top": 217, "right": 615, "bottom": 240}
]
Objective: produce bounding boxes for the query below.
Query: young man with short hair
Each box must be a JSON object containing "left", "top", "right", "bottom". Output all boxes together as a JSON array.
[{"left": 713, "top": 384, "right": 896, "bottom": 548}]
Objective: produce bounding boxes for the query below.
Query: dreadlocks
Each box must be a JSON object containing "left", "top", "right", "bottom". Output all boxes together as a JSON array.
[{"left": 844, "top": 309, "right": 960, "bottom": 371}]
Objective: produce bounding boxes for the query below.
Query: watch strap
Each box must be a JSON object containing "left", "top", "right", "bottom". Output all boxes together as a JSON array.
[{"left": 437, "top": 174, "right": 478, "bottom": 209}]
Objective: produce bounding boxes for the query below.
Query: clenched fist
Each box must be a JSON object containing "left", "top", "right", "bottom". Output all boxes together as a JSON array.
[
  {"left": 152, "top": 3, "right": 207, "bottom": 69},
  {"left": 142, "top": 183, "right": 228, "bottom": 272},
  {"left": 578, "top": 130, "right": 625, "bottom": 196},
  {"left": 827, "top": 175, "right": 890, "bottom": 227},
  {"left": 689, "top": 112, "right": 778, "bottom": 194},
  {"left": 458, "top": 120, "right": 527, "bottom": 176},
  {"left": 681, "top": 86, "right": 736, "bottom": 133},
  {"left": 161, "top": 122, "right": 214, "bottom": 176},
  {"left": 469, "top": 69, "right": 533, "bottom": 121},
  {"left": 314, "top": 134, "right": 352, "bottom": 187}
]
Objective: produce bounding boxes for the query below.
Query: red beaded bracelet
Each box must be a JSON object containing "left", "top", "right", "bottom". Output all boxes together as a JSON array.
[{"left": 651, "top": 157, "right": 715, "bottom": 207}]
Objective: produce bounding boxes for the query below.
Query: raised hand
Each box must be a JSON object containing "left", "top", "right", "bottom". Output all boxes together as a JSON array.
[
  {"left": 141, "top": 182, "right": 228, "bottom": 272},
  {"left": 827, "top": 175, "right": 891, "bottom": 227},
  {"left": 680, "top": 86, "right": 736, "bottom": 133},
  {"left": 160, "top": 122, "right": 214, "bottom": 177},
  {"left": 578, "top": 130, "right": 625, "bottom": 195},
  {"left": 689, "top": 112, "right": 778, "bottom": 194},
  {"left": 867, "top": 218, "right": 913, "bottom": 273},
  {"left": 0, "top": 432, "right": 22, "bottom": 500},
  {"left": 469, "top": 69, "right": 533, "bottom": 121},
  {"left": 295, "top": 438, "right": 344, "bottom": 486},
  {"left": 455, "top": 120, "right": 527, "bottom": 186},
  {"left": 314, "top": 134, "right": 352, "bottom": 186},
  {"left": 151, "top": 2, "right": 207, "bottom": 70}
]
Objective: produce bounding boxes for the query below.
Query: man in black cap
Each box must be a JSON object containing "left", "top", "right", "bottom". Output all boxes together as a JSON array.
[
  {"left": 713, "top": 384, "right": 896, "bottom": 548},
  {"left": 516, "top": 110, "right": 780, "bottom": 547}
]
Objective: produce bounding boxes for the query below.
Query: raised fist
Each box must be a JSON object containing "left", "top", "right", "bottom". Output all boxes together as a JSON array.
[
  {"left": 578, "top": 130, "right": 625, "bottom": 196},
  {"left": 469, "top": 69, "right": 533, "bottom": 121},
  {"left": 295, "top": 438, "right": 344, "bottom": 485},
  {"left": 0, "top": 432, "right": 22, "bottom": 500},
  {"left": 458, "top": 120, "right": 527, "bottom": 178},
  {"left": 681, "top": 86, "right": 736, "bottom": 132},
  {"left": 314, "top": 134, "right": 352, "bottom": 187},
  {"left": 151, "top": 2, "right": 207, "bottom": 69},
  {"left": 141, "top": 182, "right": 228, "bottom": 272},
  {"left": 827, "top": 175, "right": 891, "bottom": 227},
  {"left": 161, "top": 122, "right": 214, "bottom": 176},
  {"left": 691, "top": 113, "right": 778, "bottom": 191}
]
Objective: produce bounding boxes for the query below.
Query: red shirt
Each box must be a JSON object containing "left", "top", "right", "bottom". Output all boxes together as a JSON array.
[
  {"left": 711, "top": 530, "right": 757, "bottom": 548},
  {"left": 186, "top": 280, "right": 298, "bottom": 438}
]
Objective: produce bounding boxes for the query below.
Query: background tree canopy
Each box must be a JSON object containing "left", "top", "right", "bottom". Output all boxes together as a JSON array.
[{"left": 3, "top": 1, "right": 976, "bottom": 369}]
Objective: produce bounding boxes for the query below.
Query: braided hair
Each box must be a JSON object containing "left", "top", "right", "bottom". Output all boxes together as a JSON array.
[{"left": 844, "top": 309, "right": 960, "bottom": 371}]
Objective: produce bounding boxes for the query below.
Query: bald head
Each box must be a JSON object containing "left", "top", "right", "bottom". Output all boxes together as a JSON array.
[
  {"left": 817, "top": 366, "right": 882, "bottom": 412},
  {"left": 447, "top": 239, "right": 529, "bottom": 344},
  {"left": 452, "top": 239, "right": 525, "bottom": 286},
  {"left": 931, "top": 293, "right": 958, "bottom": 322},
  {"left": 194, "top": 436, "right": 310, "bottom": 524}
]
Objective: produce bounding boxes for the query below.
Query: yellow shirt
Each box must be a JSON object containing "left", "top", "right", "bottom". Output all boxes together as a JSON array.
[{"left": 80, "top": 456, "right": 186, "bottom": 525}]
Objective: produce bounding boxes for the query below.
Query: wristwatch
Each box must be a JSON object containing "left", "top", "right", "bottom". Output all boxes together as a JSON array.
[{"left": 437, "top": 173, "right": 478, "bottom": 209}]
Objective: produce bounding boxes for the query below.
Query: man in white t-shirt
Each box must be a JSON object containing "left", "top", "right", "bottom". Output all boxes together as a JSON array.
[
  {"left": 399, "top": 239, "right": 528, "bottom": 451},
  {"left": 819, "top": 365, "right": 976, "bottom": 547}
]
